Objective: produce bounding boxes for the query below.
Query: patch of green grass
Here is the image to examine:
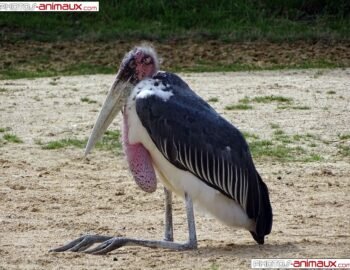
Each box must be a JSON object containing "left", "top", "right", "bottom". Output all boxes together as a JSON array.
[
  {"left": 293, "top": 134, "right": 303, "bottom": 141},
  {"left": 270, "top": 123, "right": 280, "bottom": 129},
  {"left": 242, "top": 131, "right": 259, "bottom": 140},
  {"left": 278, "top": 105, "right": 311, "bottom": 110},
  {"left": 252, "top": 95, "right": 293, "bottom": 104},
  {"left": 338, "top": 134, "right": 350, "bottom": 140},
  {"left": 0, "top": 88, "right": 8, "bottom": 92},
  {"left": 273, "top": 129, "right": 293, "bottom": 143},
  {"left": 95, "top": 130, "right": 121, "bottom": 153},
  {"left": 249, "top": 140, "right": 303, "bottom": 160},
  {"left": 305, "top": 133, "right": 317, "bottom": 140},
  {"left": 225, "top": 104, "right": 253, "bottom": 110},
  {"left": 0, "top": 69, "right": 57, "bottom": 80},
  {"left": 207, "top": 97, "right": 219, "bottom": 103},
  {"left": 326, "top": 90, "right": 336, "bottom": 95},
  {"left": 249, "top": 140, "right": 322, "bottom": 162},
  {"left": 237, "top": 95, "right": 293, "bottom": 108},
  {"left": 275, "top": 135, "right": 293, "bottom": 144},
  {"left": 292, "top": 133, "right": 317, "bottom": 142},
  {"left": 2, "top": 1, "right": 350, "bottom": 43},
  {"left": 309, "top": 143, "right": 317, "bottom": 147},
  {"left": 241, "top": 128, "right": 324, "bottom": 162},
  {"left": 302, "top": 154, "right": 324, "bottom": 162},
  {"left": 42, "top": 138, "right": 86, "bottom": 150},
  {"left": 0, "top": 127, "right": 11, "bottom": 133},
  {"left": 3, "top": 133, "right": 23, "bottom": 143},
  {"left": 0, "top": 64, "right": 115, "bottom": 80},
  {"left": 273, "top": 129, "right": 284, "bottom": 136},
  {"left": 238, "top": 97, "right": 250, "bottom": 104},
  {"left": 81, "top": 97, "right": 97, "bottom": 104},
  {"left": 41, "top": 130, "right": 121, "bottom": 154}
]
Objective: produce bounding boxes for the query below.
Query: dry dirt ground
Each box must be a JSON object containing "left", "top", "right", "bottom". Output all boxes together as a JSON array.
[
  {"left": 0, "top": 69, "right": 349, "bottom": 269},
  {"left": 1, "top": 40, "right": 350, "bottom": 77}
]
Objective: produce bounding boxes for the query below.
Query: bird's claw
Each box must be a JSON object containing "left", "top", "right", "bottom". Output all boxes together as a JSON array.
[
  {"left": 50, "top": 234, "right": 113, "bottom": 253},
  {"left": 84, "top": 238, "right": 126, "bottom": 255}
]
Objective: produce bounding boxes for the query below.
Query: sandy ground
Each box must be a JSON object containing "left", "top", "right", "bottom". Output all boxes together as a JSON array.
[{"left": 0, "top": 69, "right": 349, "bottom": 269}]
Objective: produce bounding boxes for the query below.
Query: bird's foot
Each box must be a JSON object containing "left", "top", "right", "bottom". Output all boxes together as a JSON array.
[
  {"left": 50, "top": 234, "right": 113, "bottom": 253},
  {"left": 50, "top": 235, "right": 196, "bottom": 255}
]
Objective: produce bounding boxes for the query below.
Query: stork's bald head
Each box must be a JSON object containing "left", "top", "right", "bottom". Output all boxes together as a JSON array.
[
  {"left": 84, "top": 45, "right": 160, "bottom": 155},
  {"left": 118, "top": 46, "right": 159, "bottom": 84}
]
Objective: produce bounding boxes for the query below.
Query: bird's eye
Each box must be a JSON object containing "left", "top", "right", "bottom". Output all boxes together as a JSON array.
[
  {"left": 129, "top": 60, "right": 136, "bottom": 69},
  {"left": 143, "top": 57, "right": 152, "bottom": 65}
]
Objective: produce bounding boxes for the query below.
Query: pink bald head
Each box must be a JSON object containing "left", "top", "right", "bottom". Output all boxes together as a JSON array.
[{"left": 118, "top": 46, "right": 159, "bottom": 84}]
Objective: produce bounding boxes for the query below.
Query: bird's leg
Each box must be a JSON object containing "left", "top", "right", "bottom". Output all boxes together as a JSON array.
[
  {"left": 50, "top": 192, "right": 197, "bottom": 255},
  {"left": 164, "top": 187, "right": 174, "bottom": 242},
  {"left": 185, "top": 192, "right": 197, "bottom": 247}
]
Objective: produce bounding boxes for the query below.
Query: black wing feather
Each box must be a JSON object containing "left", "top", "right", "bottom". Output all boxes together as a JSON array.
[{"left": 135, "top": 72, "right": 272, "bottom": 243}]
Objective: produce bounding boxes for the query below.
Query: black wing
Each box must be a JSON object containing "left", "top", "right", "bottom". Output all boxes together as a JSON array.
[{"left": 136, "top": 72, "right": 272, "bottom": 243}]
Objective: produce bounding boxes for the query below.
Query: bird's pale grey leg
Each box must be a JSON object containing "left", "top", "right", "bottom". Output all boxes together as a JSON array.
[
  {"left": 185, "top": 192, "right": 197, "bottom": 247},
  {"left": 164, "top": 187, "right": 174, "bottom": 242},
  {"left": 51, "top": 192, "right": 197, "bottom": 255}
]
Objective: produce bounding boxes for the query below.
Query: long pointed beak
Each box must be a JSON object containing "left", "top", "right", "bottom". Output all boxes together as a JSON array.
[{"left": 84, "top": 76, "right": 131, "bottom": 156}]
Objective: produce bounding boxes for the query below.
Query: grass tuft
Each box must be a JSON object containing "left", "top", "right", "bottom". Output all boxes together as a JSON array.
[
  {"left": 41, "top": 130, "right": 121, "bottom": 154},
  {"left": 225, "top": 104, "right": 253, "bottom": 110},
  {"left": 278, "top": 105, "right": 311, "bottom": 110},
  {"left": 270, "top": 123, "right": 280, "bottom": 129},
  {"left": 273, "top": 129, "right": 284, "bottom": 136},
  {"left": 249, "top": 140, "right": 307, "bottom": 161},
  {"left": 238, "top": 97, "right": 250, "bottom": 104},
  {"left": 3, "top": 133, "right": 23, "bottom": 143},
  {"left": 242, "top": 131, "right": 259, "bottom": 140},
  {"left": 42, "top": 138, "right": 86, "bottom": 150},
  {"left": 81, "top": 97, "right": 97, "bottom": 104},
  {"left": 251, "top": 95, "right": 293, "bottom": 104},
  {"left": 338, "top": 134, "right": 350, "bottom": 140},
  {"left": 243, "top": 128, "right": 324, "bottom": 162},
  {"left": 302, "top": 154, "right": 324, "bottom": 162},
  {"left": 207, "top": 97, "right": 219, "bottom": 103},
  {"left": 95, "top": 130, "right": 121, "bottom": 153}
]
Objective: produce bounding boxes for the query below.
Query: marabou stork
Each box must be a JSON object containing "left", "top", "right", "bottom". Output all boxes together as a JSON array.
[{"left": 52, "top": 46, "right": 273, "bottom": 254}]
